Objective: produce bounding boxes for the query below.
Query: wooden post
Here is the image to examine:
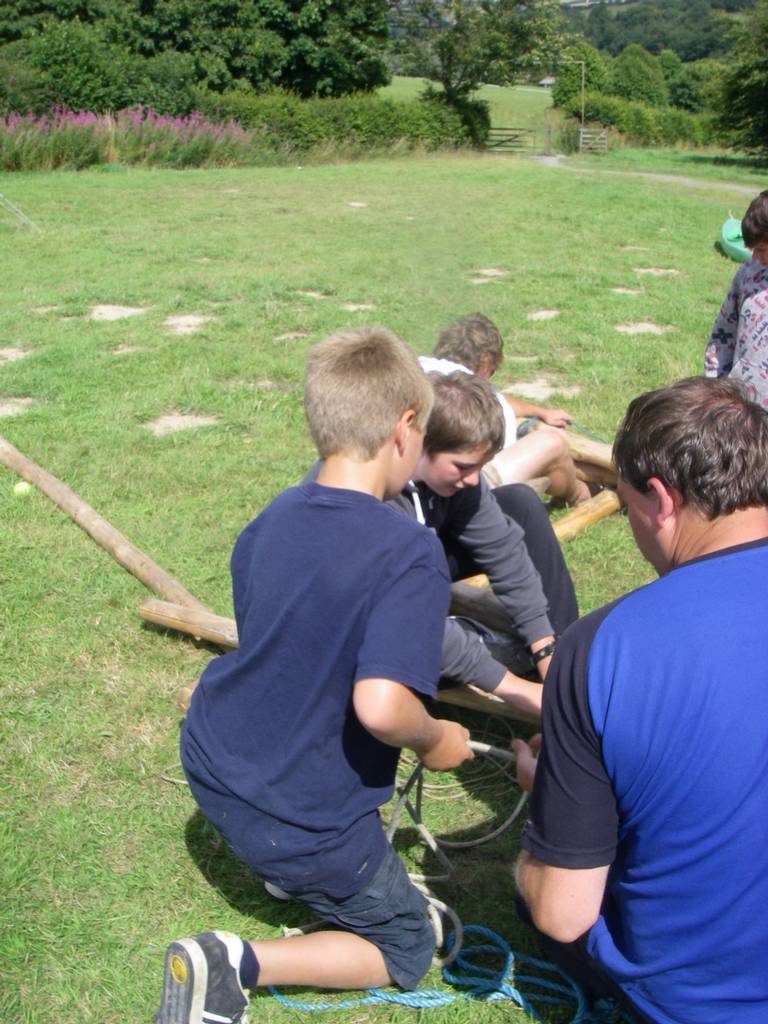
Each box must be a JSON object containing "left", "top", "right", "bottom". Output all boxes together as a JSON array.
[{"left": 552, "top": 488, "right": 622, "bottom": 543}]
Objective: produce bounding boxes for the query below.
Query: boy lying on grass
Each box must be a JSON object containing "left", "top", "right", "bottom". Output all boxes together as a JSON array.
[
  {"left": 391, "top": 370, "right": 577, "bottom": 717},
  {"left": 156, "top": 327, "right": 473, "bottom": 1024},
  {"left": 420, "top": 313, "right": 592, "bottom": 506}
]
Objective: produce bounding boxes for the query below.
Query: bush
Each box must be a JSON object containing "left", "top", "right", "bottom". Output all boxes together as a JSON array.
[
  {"left": 197, "top": 89, "right": 470, "bottom": 152},
  {"left": 552, "top": 41, "right": 609, "bottom": 108},
  {"left": 0, "top": 96, "right": 471, "bottom": 172},
  {"left": 564, "top": 90, "right": 718, "bottom": 146},
  {"left": 0, "top": 51, "right": 53, "bottom": 116},
  {"left": 138, "top": 51, "right": 198, "bottom": 117},
  {"left": 607, "top": 44, "right": 668, "bottom": 107},
  {"left": 23, "top": 20, "right": 142, "bottom": 112}
]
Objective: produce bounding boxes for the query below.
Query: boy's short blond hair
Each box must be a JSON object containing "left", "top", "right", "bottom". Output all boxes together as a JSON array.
[
  {"left": 433, "top": 314, "right": 504, "bottom": 375},
  {"left": 304, "top": 326, "right": 433, "bottom": 460},
  {"left": 423, "top": 371, "right": 505, "bottom": 457}
]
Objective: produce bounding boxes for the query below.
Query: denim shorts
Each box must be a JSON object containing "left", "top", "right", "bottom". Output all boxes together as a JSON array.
[{"left": 289, "top": 840, "right": 435, "bottom": 990}]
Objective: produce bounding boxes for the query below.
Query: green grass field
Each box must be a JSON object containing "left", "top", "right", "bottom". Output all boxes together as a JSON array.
[
  {"left": 381, "top": 76, "right": 558, "bottom": 129},
  {"left": 1, "top": 138, "right": 759, "bottom": 1023}
]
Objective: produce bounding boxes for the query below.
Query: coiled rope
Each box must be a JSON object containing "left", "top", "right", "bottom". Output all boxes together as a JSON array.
[
  {"left": 271, "top": 729, "right": 629, "bottom": 1021},
  {"left": 268, "top": 926, "right": 626, "bottom": 1022}
]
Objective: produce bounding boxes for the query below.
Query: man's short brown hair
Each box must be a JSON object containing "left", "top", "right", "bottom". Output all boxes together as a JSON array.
[
  {"left": 432, "top": 314, "right": 504, "bottom": 376},
  {"left": 304, "top": 326, "right": 433, "bottom": 460},
  {"left": 423, "top": 371, "right": 505, "bottom": 458},
  {"left": 614, "top": 377, "right": 768, "bottom": 519}
]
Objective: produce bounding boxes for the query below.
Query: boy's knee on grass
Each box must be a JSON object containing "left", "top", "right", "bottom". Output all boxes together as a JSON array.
[{"left": 293, "top": 842, "right": 436, "bottom": 990}]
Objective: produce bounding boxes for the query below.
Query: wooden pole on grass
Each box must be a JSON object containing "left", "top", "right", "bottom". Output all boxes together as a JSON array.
[{"left": 0, "top": 435, "right": 209, "bottom": 612}]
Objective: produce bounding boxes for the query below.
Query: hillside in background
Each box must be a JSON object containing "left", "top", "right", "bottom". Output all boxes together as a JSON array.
[{"left": 563, "top": 0, "right": 754, "bottom": 59}]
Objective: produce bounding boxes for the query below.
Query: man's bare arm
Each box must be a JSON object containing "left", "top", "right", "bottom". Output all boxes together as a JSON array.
[
  {"left": 515, "top": 850, "right": 609, "bottom": 944},
  {"left": 353, "top": 677, "right": 474, "bottom": 771}
]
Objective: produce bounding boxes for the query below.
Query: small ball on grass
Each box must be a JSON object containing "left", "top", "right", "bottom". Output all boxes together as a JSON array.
[{"left": 13, "top": 480, "right": 32, "bottom": 496}]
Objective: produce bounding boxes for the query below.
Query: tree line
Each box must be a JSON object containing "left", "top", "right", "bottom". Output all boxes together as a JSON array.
[
  {"left": 1, "top": 0, "right": 768, "bottom": 155},
  {"left": 564, "top": 0, "right": 753, "bottom": 61}
]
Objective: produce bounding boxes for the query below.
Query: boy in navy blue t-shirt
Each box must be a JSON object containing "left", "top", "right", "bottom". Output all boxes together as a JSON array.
[{"left": 156, "top": 327, "right": 474, "bottom": 1024}]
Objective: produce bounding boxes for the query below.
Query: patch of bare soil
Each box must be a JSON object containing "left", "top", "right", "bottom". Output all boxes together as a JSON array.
[
  {"left": 164, "top": 314, "right": 212, "bottom": 335},
  {"left": 110, "top": 345, "right": 143, "bottom": 356},
  {"left": 611, "top": 287, "right": 642, "bottom": 295},
  {"left": 297, "top": 290, "right": 328, "bottom": 300},
  {"left": 503, "top": 379, "right": 581, "bottom": 401},
  {"left": 0, "top": 348, "right": 30, "bottom": 364},
  {"left": 469, "top": 277, "right": 499, "bottom": 285},
  {"left": 621, "top": 245, "right": 649, "bottom": 251},
  {"left": 274, "top": 331, "right": 310, "bottom": 342},
  {"left": 527, "top": 310, "right": 560, "bottom": 321},
  {"left": 31, "top": 306, "right": 59, "bottom": 314},
  {"left": 144, "top": 412, "right": 219, "bottom": 437},
  {"left": 0, "top": 397, "right": 35, "bottom": 417},
  {"left": 88, "top": 304, "right": 148, "bottom": 320},
  {"left": 634, "top": 268, "right": 680, "bottom": 277},
  {"left": 348, "top": 202, "right": 368, "bottom": 208},
  {"left": 473, "top": 268, "right": 507, "bottom": 278},
  {"left": 340, "top": 302, "right": 376, "bottom": 312},
  {"left": 615, "top": 322, "right": 670, "bottom": 336}
]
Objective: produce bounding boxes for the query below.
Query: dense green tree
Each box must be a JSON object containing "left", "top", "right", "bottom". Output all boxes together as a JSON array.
[
  {"left": 20, "top": 19, "right": 143, "bottom": 111},
  {"left": 111, "top": 0, "right": 392, "bottom": 96},
  {"left": 392, "top": 0, "right": 561, "bottom": 106},
  {"left": 551, "top": 39, "right": 608, "bottom": 109},
  {"left": 608, "top": 43, "right": 668, "bottom": 106},
  {"left": 0, "top": 0, "right": 109, "bottom": 44},
  {"left": 0, "top": 0, "right": 391, "bottom": 99},
  {"left": 564, "top": 0, "right": 747, "bottom": 62},
  {"left": 658, "top": 51, "right": 724, "bottom": 113},
  {"left": 718, "top": 0, "right": 768, "bottom": 151}
]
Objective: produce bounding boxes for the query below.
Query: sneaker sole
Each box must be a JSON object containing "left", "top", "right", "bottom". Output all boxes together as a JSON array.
[{"left": 156, "top": 938, "right": 208, "bottom": 1024}]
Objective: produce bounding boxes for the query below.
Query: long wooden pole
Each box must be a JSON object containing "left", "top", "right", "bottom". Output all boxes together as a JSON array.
[{"left": 0, "top": 435, "right": 209, "bottom": 612}]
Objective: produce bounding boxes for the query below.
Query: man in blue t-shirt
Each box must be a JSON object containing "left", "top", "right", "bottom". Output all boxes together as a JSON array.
[
  {"left": 155, "top": 327, "right": 474, "bottom": 1024},
  {"left": 513, "top": 377, "right": 768, "bottom": 1024}
]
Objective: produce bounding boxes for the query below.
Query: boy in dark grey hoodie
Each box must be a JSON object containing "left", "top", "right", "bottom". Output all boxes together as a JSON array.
[{"left": 389, "top": 370, "right": 578, "bottom": 718}]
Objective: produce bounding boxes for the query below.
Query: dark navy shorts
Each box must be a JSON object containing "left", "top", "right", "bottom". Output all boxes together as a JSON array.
[{"left": 288, "top": 840, "right": 435, "bottom": 990}]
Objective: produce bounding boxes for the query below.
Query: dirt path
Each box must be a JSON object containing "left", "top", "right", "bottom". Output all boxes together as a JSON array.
[{"left": 533, "top": 155, "right": 758, "bottom": 196}]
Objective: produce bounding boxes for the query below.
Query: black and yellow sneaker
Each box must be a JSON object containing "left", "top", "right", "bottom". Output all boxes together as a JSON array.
[{"left": 156, "top": 931, "right": 249, "bottom": 1024}]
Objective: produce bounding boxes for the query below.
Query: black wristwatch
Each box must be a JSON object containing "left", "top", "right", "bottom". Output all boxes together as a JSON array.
[{"left": 531, "top": 639, "right": 557, "bottom": 665}]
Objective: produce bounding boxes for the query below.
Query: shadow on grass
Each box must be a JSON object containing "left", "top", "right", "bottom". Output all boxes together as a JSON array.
[
  {"left": 184, "top": 810, "right": 320, "bottom": 930},
  {"left": 684, "top": 152, "right": 768, "bottom": 173},
  {"left": 181, "top": 704, "right": 546, "bottom": 965}
]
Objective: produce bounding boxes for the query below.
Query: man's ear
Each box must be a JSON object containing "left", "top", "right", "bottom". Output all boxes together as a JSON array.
[
  {"left": 476, "top": 354, "right": 494, "bottom": 380},
  {"left": 394, "top": 409, "right": 417, "bottom": 455},
  {"left": 646, "top": 476, "right": 681, "bottom": 525}
]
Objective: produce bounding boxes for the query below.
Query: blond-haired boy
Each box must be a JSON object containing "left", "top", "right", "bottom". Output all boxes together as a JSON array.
[{"left": 156, "top": 327, "right": 472, "bottom": 1024}]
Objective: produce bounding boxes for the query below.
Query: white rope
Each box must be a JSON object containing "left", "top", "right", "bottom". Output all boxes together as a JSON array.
[{"left": 0, "top": 193, "right": 42, "bottom": 233}]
